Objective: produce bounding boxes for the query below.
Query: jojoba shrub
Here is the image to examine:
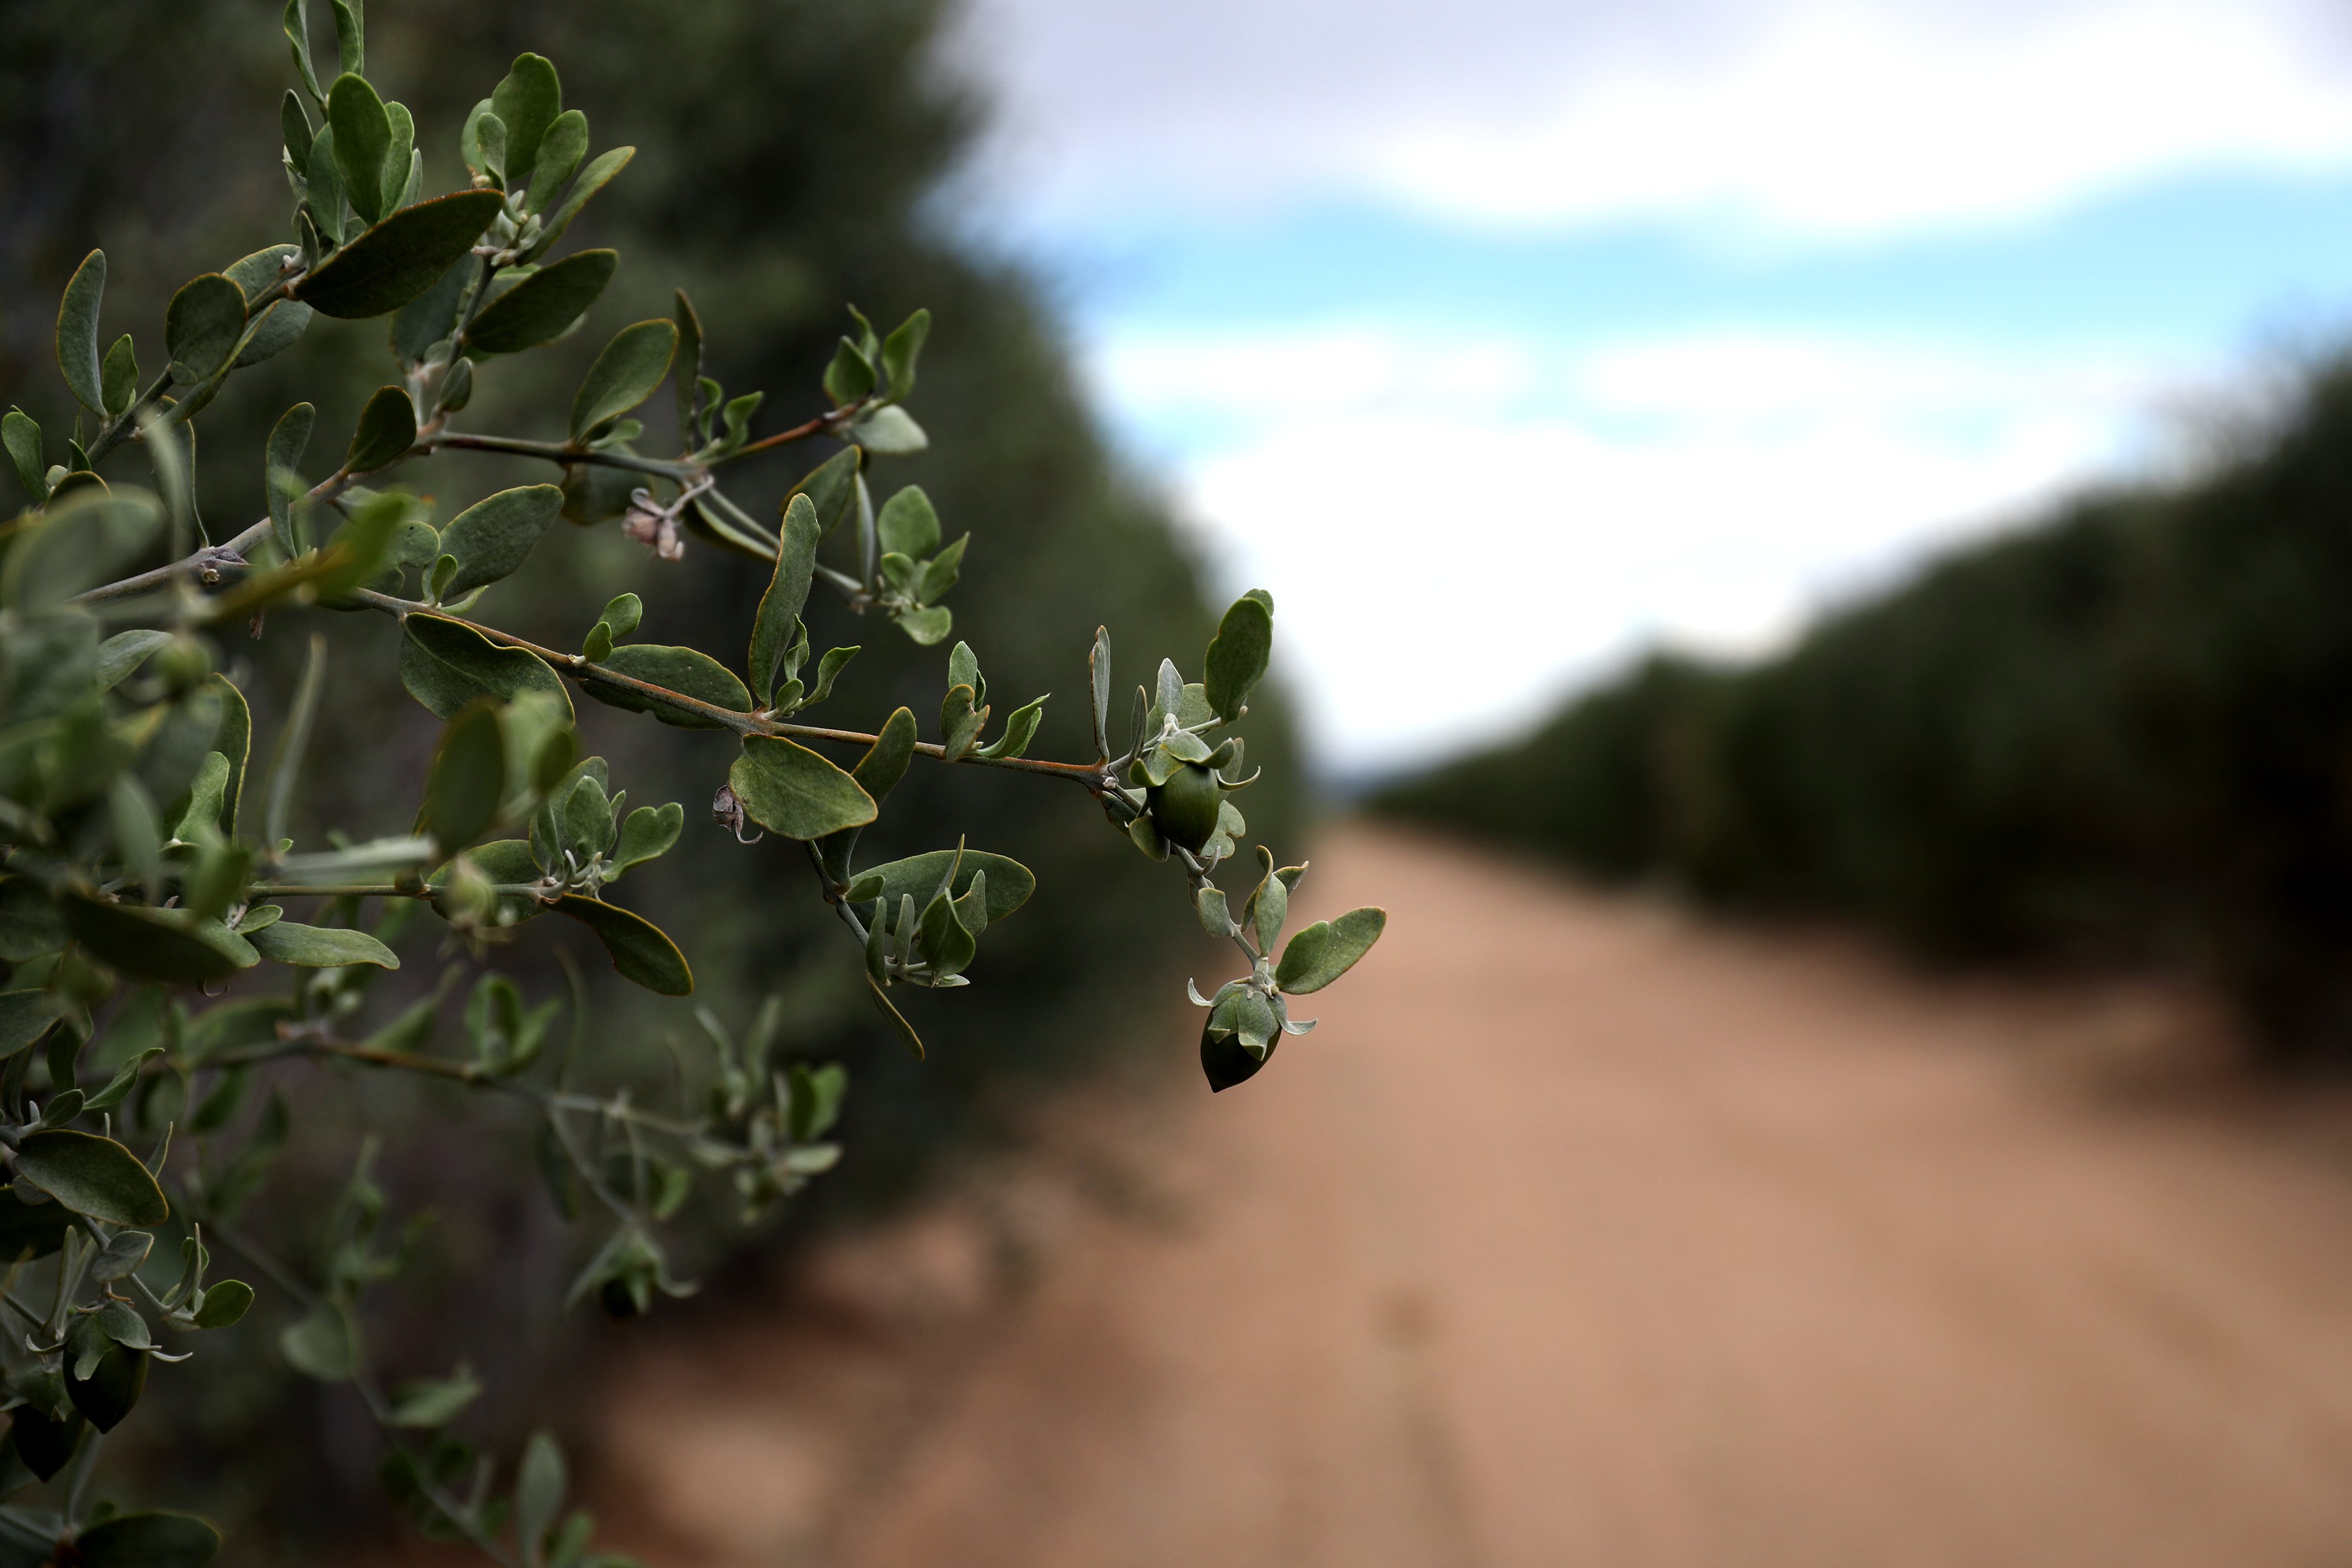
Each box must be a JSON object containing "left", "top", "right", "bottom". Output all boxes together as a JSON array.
[{"left": 0, "top": 7, "right": 1382, "bottom": 1563}]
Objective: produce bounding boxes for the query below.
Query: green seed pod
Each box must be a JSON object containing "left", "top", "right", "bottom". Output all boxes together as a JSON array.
[
  {"left": 67, "top": 1341, "right": 148, "bottom": 1433},
  {"left": 1146, "top": 760, "right": 1222, "bottom": 853},
  {"left": 153, "top": 634, "right": 214, "bottom": 693},
  {"left": 8, "top": 1405, "right": 84, "bottom": 1481},
  {"left": 1200, "top": 1019, "right": 1273, "bottom": 1092}
]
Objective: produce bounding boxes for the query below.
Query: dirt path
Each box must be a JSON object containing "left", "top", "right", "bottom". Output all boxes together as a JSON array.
[{"left": 589, "top": 825, "right": 2352, "bottom": 1568}]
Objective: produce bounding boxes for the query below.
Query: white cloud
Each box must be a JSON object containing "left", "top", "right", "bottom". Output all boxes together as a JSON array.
[
  {"left": 953, "top": 0, "right": 2352, "bottom": 237},
  {"left": 1085, "top": 325, "right": 2201, "bottom": 770}
]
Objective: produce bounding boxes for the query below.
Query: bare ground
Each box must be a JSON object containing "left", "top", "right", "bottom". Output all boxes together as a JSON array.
[{"left": 576, "top": 825, "right": 2352, "bottom": 1568}]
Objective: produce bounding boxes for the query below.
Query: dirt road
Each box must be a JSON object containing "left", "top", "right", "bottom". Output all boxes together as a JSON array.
[{"left": 589, "top": 825, "right": 2352, "bottom": 1568}]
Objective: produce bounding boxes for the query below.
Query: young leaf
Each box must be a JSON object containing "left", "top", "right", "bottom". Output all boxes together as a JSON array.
[
  {"left": 400, "top": 613, "right": 574, "bottom": 722},
  {"left": 491, "top": 53, "right": 563, "bottom": 188},
  {"left": 3, "top": 409, "right": 44, "bottom": 503},
  {"left": 974, "top": 694, "right": 1047, "bottom": 759},
  {"left": 463, "top": 249, "right": 615, "bottom": 354},
  {"left": 851, "top": 405, "right": 927, "bottom": 455},
  {"left": 437, "top": 483, "right": 563, "bottom": 595},
  {"left": 853, "top": 706, "right": 919, "bottom": 804},
  {"left": 875, "top": 485, "right": 939, "bottom": 558},
  {"left": 518, "top": 144, "right": 634, "bottom": 263},
  {"left": 344, "top": 385, "right": 416, "bottom": 472},
  {"left": 526, "top": 108, "right": 589, "bottom": 214},
  {"left": 15, "top": 1130, "right": 169, "bottom": 1226},
  {"left": 55, "top": 248, "right": 106, "bottom": 413},
  {"left": 728, "top": 737, "right": 876, "bottom": 840},
  {"left": 1089, "top": 626, "right": 1113, "bottom": 759},
  {"left": 551, "top": 896, "right": 692, "bottom": 995},
  {"left": 938, "top": 683, "right": 985, "bottom": 763},
  {"left": 101, "top": 335, "right": 138, "bottom": 416},
  {"left": 749, "top": 493, "right": 821, "bottom": 705},
  {"left": 787, "top": 447, "right": 862, "bottom": 539},
  {"left": 191, "top": 1280, "right": 256, "bottom": 1330},
  {"left": 823, "top": 336, "right": 876, "bottom": 406},
  {"left": 881, "top": 308, "right": 930, "bottom": 401},
  {"left": 610, "top": 802, "right": 683, "bottom": 875},
  {"left": 1274, "top": 907, "right": 1387, "bottom": 994},
  {"left": 327, "top": 71, "right": 393, "bottom": 225},
  {"left": 295, "top": 189, "right": 504, "bottom": 318},
  {"left": 568, "top": 319, "right": 677, "bottom": 441},
  {"left": 283, "top": 0, "right": 323, "bottom": 105}
]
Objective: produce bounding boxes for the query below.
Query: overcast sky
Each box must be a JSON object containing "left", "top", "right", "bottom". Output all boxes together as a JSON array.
[{"left": 945, "top": 0, "right": 2352, "bottom": 772}]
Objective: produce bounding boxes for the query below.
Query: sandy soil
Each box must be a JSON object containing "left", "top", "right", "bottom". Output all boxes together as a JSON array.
[{"left": 581, "top": 825, "right": 2352, "bottom": 1568}]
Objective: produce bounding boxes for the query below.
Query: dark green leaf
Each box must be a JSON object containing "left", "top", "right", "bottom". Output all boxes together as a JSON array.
[
  {"left": 464, "top": 250, "right": 615, "bottom": 355},
  {"left": 584, "top": 644, "right": 749, "bottom": 728},
  {"left": 823, "top": 336, "right": 875, "bottom": 406},
  {"left": 843, "top": 849, "right": 1034, "bottom": 924},
  {"left": 281, "top": 89, "right": 315, "bottom": 168},
  {"left": 787, "top": 447, "right": 861, "bottom": 540},
  {"left": 100, "top": 336, "right": 137, "bottom": 417},
  {"left": 54, "top": 250, "right": 105, "bottom": 413},
  {"left": 550, "top": 896, "right": 691, "bottom": 995},
  {"left": 519, "top": 145, "right": 633, "bottom": 263},
  {"left": 881, "top": 308, "right": 930, "bottom": 400},
  {"left": 749, "top": 494, "right": 821, "bottom": 704},
  {"left": 490, "top": 53, "right": 563, "bottom": 191},
  {"left": 72, "top": 1511, "right": 219, "bottom": 1568},
  {"left": 59, "top": 895, "right": 247, "bottom": 985},
  {"left": 568, "top": 319, "right": 676, "bottom": 440},
  {"left": 327, "top": 72, "right": 393, "bottom": 225},
  {"left": 295, "top": 190, "right": 504, "bottom": 319},
  {"left": 389, "top": 257, "right": 470, "bottom": 364},
  {"left": 163, "top": 274, "right": 246, "bottom": 385},
  {"left": 249, "top": 921, "right": 399, "bottom": 969},
  {"left": 0, "top": 1186, "right": 71, "bottom": 1262},
  {"left": 14, "top": 1131, "right": 168, "bottom": 1226},
  {"left": 0, "top": 883, "right": 64, "bottom": 964},
  {"left": 264, "top": 402, "right": 314, "bottom": 553},
  {"left": 0, "top": 992, "right": 56, "bottom": 1058},
  {"left": 191, "top": 1280, "right": 254, "bottom": 1330},
  {"left": 421, "top": 700, "right": 503, "bottom": 851},
  {"left": 672, "top": 289, "right": 705, "bottom": 440},
  {"left": 728, "top": 736, "right": 876, "bottom": 840},
  {"left": 1204, "top": 593, "right": 1274, "bottom": 721},
  {"left": 344, "top": 385, "right": 415, "bottom": 472},
  {"left": 525, "top": 109, "right": 589, "bottom": 214},
  {"left": 235, "top": 299, "right": 314, "bottom": 370},
  {"left": 399, "top": 613, "right": 573, "bottom": 722},
  {"left": 1274, "top": 906, "right": 1386, "bottom": 994},
  {"left": 436, "top": 483, "right": 562, "bottom": 595},
  {"left": 3, "top": 410, "right": 44, "bottom": 504}
]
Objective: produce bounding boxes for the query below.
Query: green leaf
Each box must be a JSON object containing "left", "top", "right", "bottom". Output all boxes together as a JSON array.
[
  {"left": 881, "top": 308, "right": 930, "bottom": 400},
  {"left": 938, "top": 684, "right": 985, "bottom": 763},
  {"left": 1204, "top": 593, "right": 1274, "bottom": 721},
  {"left": 283, "top": 0, "right": 323, "bottom": 105},
  {"left": 264, "top": 402, "right": 315, "bottom": 553},
  {"left": 843, "top": 849, "right": 1034, "bottom": 924},
  {"left": 327, "top": 72, "right": 393, "bottom": 225},
  {"left": 420, "top": 700, "right": 504, "bottom": 853},
  {"left": 249, "top": 921, "right": 399, "bottom": 969},
  {"left": 389, "top": 257, "right": 469, "bottom": 365},
  {"left": 804, "top": 645, "right": 857, "bottom": 708},
  {"left": 672, "top": 289, "right": 706, "bottom": 440},
  {"left": 0, "top": 991, "right": 56, "bottom": 1058},
  {"left": 96, "top": 629, "right": 169, "bottom": 691},
  {"left": 59, "top": 894, "right": 248, "bottom": 985},
  {"left": 237, "top": 298, "right": 314, "bottom": 370},
  {"left": 1274, "top": 907, "right": 1386, "bottom": 995},
  {"left": 280, "top": 1301, "right": 356, "bottom": 1380},
  {"left": 749, "top": 494, "right": 822, "bottom": 704},
  {"left": 387, "top": 1369, "right": 481, "bottom": 1428},
  {"left": 526, "top": 109, "right": 589, "bottom": 214},
  {"left": 728, "top": 737, "right": 876, "bottom": 840},
  {"left": 327, "top": 0, "right": 361, "bottom": 73},
  {"left": 974, "top": 695, "right": 1047, "bottom": 759},
  {"left": 515, "top": 1430, "right": 567, "bottom": 1559},
  {"left": 875, "top": 485, "right": 939, "bottom": 558},
  {"left": 916, "top": 535, "right": 966, "bottom": 605},
  {"left": 823, "top": 336, "right": 876, "bottom": 406},
  {"left": 596, "top": 591, "right": 642, "bottom": 640},
  {"left": 550, "top": 896, "right": 691, "bottom": 995},
  {"left": 160, "top": 274, "right": 245, "bottom": 386},
  {"left": 280, "top": 87, "right": 315, "bottom": 167},
  {"left": 610, "top": 802, "right": 682, "bottom": 875},
  {"left": 436, "top": 483, "right": 563, "bottom": 596},
  {"left": 584, "top": 644, "right": 750, "bottom": 728},
  {"left": 864, "top": 972, "right": 924, "bottom": 1060},
  {"left": 295, "top": 189, "right": 504, "bottom": 319},
  {"left": 304, "top": 122, "right": 346, "bottom": 248},
  {"left": 191, "top": 1280, "right": 255, "bottom": 1330},
  {"left": 55, "top": 250, "right": 106, "bottom": 414},
  {"left": 491, "top": 54, "right": 563, "bottom": 192},
  {"left": 14, "top": 1131, "right": 168, "bottom": 1226},
  {"left": 3, "top": 409, "right": 44, "bottom": 504},
  {"left": 569, "top": 319, "right": 677, "bottom": 441},
  {"left": 787, "top": 448, "right": 862, "bottom": 540},
  {"left": 344, "top": 385, "right": 415, "bottom": 472},
  {"left": 400, "top": 612, "right": 573, "bottom": 722},
  {"left": 851, "top": 706, "right": 917, "bottom": 804},
  {"left": 519, "top": 145, "right": 633, "bottom": 263},
  {"left": 72, "top": 1511, "right": 220, "bottom": 1568},
  {"left": 893, "top": 604, "right": 953, "bottom": 645},
  {"left": 1196, "top": 885, "right": 1235, "bottom": 938},
  {"left": 851, "top": 404, "right": 927, "bottom": 455},
  {"left": 100, "top": 335, "right": 137, "bottom": 416},
  {"left": 464, "top": 249, "right": 615, "bottom": 355}
]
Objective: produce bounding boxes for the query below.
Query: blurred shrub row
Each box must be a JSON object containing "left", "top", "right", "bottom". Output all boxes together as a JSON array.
[
  {"left": 8, "top": 0, "right": 1301, "bottom": 1552},
  {"left": 1381, "top": 362, "right": 2352, "bottom": 1062}
]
